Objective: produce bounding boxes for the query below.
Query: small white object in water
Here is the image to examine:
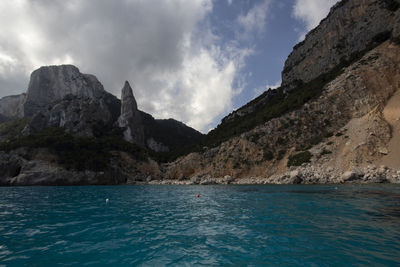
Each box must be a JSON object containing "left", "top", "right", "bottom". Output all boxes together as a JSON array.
[
  {"left": 106, "top": 198, "right": 109, "bottom": 204},
  {"left": 334, "top": 187, "right": 338, "bottom": 190}
]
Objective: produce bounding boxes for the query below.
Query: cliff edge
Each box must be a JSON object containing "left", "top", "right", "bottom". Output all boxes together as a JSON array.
[{"left": 159, "top": 0, "right": 400, "bottom": 185}]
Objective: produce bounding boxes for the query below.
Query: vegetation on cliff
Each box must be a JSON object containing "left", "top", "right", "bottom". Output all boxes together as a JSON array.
[
  {"left": 287, "top": 151, "right": 312, "bottom": 167},
  {"left": 0, "top": 127, "right": 148, "bottom": 171},
  {"left": 0, "top": 118, "right": 30, "bottom": 140},
  {"left": 202, "top": 30, "right": 393, "bottom": 150},
  {"left": 141, "top": 112, "right": 204, "bottom": 151}
]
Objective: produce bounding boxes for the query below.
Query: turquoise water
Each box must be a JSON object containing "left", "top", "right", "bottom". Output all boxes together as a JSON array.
[{"left": 1, "top": 185, "right": 400, "bottom": 266}]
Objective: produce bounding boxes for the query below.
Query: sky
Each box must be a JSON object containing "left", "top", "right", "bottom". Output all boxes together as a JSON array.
[{"left": 0, "top": 0, "right": 339, "bottom": 133}]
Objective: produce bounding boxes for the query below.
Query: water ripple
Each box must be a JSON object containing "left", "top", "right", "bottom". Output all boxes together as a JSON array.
[{"left": 0, "top": 185, "right": 399, "bottom": 266}]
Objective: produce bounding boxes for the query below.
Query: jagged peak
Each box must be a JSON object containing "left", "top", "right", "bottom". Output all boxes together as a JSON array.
[
  {"left": 124, "top": 80, "right": 131, "bottom": 88},
  {"left": 122, "top": 80, "right": 133, "bottom": 96},
  {"left": 120, "top": 80, "right": 137, "bottom": 110}
]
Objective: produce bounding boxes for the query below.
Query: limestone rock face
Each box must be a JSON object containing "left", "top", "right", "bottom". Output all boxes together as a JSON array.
[
  {"left": 118, "top": 81, "right": 145, "bottom": 146},
  {"left": 19, "top": 65, "right": 121, "bottom": 137},
  {"left": 164, "top": 41, "right": 400, "bottom": 182},
  {"left": 146, "top": 137, "right": 169, "bottom": 152},
  {"left": 0, "top": 65, "right": 205, "bottom": 185},
  {"left": 282, "top": 0, "right": 399, "bottom": 88},
  {"left": 23, "top": 65, "right": 105, "bottom": 117},
  {"left": 0, "top": 149, "right": 128, "bottom": 186},
  {"left": 22, "top": 95, "right": 118, "bottom": 137},
  {"left": 0, "top": 64, "right": 202, "bottom": 149},
  {"left": 0, "top": 94, "right": 26, "bottom": 118}
]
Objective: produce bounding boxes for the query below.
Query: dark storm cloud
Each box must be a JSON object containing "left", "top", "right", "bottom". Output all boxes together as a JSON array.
[{"left": 0, "top": 0, "right": 256, "bottom": 131}]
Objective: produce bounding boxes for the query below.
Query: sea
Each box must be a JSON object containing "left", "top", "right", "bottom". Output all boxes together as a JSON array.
[{"left": 1, "top": 185, "right": 400, "bottom": 266}]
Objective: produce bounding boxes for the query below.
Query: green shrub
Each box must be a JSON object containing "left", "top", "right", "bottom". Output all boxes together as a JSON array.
[
  {"left": 287, "top": 151, "right": 312, "bottom": 167},
  {"left": 276, "top": 149, "right": 286, "bottom": 160},
  {"left": 383, "top": 0, "right": 400, "bottom": 11},
  {"left": 296, "top": 144, "right": 312, "bottom": 151},
  {"left": 325, "top": 132, "right": 333, "bottom": 138},
  {"left": 309, "top": 136, "right": 323, "bottom": 146},
  {"left": 0, "top": 118, "right": 30, "bottom": 139},
  {"left": 263, "top": 149, "right": 274, "bottom": 161},
  {"left": 277, "top": 137, "right": 285, "bottom": 145},
  {"left": 321, "top": 149, "right": 332, "bottom": 156}
]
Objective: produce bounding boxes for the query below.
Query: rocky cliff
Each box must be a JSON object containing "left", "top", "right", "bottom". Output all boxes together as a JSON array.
[
  {"left": 282, "top": 0, "right": 400, "bottom": 88},
  {"left": 118, "top": 81, "right": 145, "bottom": 146},
  {"left": 0, "top": 65, "right": 201, "bottom": 146},
  {"left": 0, "top": 94, "right": 26, "bottom": 119},
  {"left": 223, "top": 0, "right": 400, "bottom": 123},
  {"left": 23, "top": 65, "right": 106, "bottom": 117},
  {"left": 20, "top": 66, "right": 120, "bottom": 137},
  {"left": 158, "top": 0, "right": 400, "bottom": 184},
  {"left": 1, "top": 0, "right": 399, "bottom": 185},
  {"left": 0, "top": 65, "right": 203, "bottom": 185}
]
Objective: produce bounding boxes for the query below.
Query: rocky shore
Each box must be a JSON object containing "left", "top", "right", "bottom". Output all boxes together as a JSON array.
[{"left": 134, "top": 164, "right": 400, "bottom": 185}]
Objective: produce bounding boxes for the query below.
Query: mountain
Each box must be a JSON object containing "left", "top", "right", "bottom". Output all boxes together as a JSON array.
[
  {"left": 0, "top": 65, "right": 203, "bottom": 185},
  {"left": 1, "top": 0, "right": 399, "bottom": 185},
  {"left": 0, "top": 94, "right": 26, "bottom": 118},
  {"left": 162, "top": 0, "right": 400, "bottom": 184}
]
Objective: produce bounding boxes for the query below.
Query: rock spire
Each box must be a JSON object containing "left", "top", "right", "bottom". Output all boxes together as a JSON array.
[{"left": 118, "top": 81, "right": 145, "bottom": 146}]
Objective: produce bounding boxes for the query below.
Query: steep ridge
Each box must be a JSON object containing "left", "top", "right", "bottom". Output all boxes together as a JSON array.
[
  {"left": 282, "top": 0, "right": 399, "bottom": 87},
  {"left": 163, "top": 40, "right": 400, "bottom": 184},
  {"left": 0, "top": 65, "right": 203, "bottom": 185},
  {"left": 159, "top": 0, "right": 400, "bottom": 184},
  {"left": 141, "top": 113, "right": 203, "bottom": 153},
  {"left": 214, "top": 0, "right": 400, "bottom": 142},
  {"left": 1, "top": 0, "right": 399, "bottom": 185},
  {"left": 0, "top": 65, "right": 202, "bottom": 151}
]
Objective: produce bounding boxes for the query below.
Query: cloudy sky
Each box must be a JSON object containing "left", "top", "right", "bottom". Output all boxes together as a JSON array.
[{"left": 0, "top": 0, "right": 338, "bottom": 133}]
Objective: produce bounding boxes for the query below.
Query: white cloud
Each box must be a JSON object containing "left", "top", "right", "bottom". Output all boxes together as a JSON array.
[
  {"left": 293, "top": 0, "right": 339, "bottom": 39},
  {"left": 227, "top": 0, "right": 233, "bottom": 6},
  {"left": 237, "top": 0, "right": 271, "bottom": 40},
  {"left": 142, "top": 43, "right": 246, "bottom": 132},
  {"left": 0, "top": 0, "right": 251, "bottom": 132}
]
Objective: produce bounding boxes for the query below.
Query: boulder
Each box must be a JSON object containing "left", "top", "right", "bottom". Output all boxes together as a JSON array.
[
  {"left": 223, "top": 175, "right": 234, "bottom": 184},
  {"left": 199, "top": 175, "right": 217, "bottom": 185},
  {"left": 342, "top": 168, "right": 364, "bottom": 181}
]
